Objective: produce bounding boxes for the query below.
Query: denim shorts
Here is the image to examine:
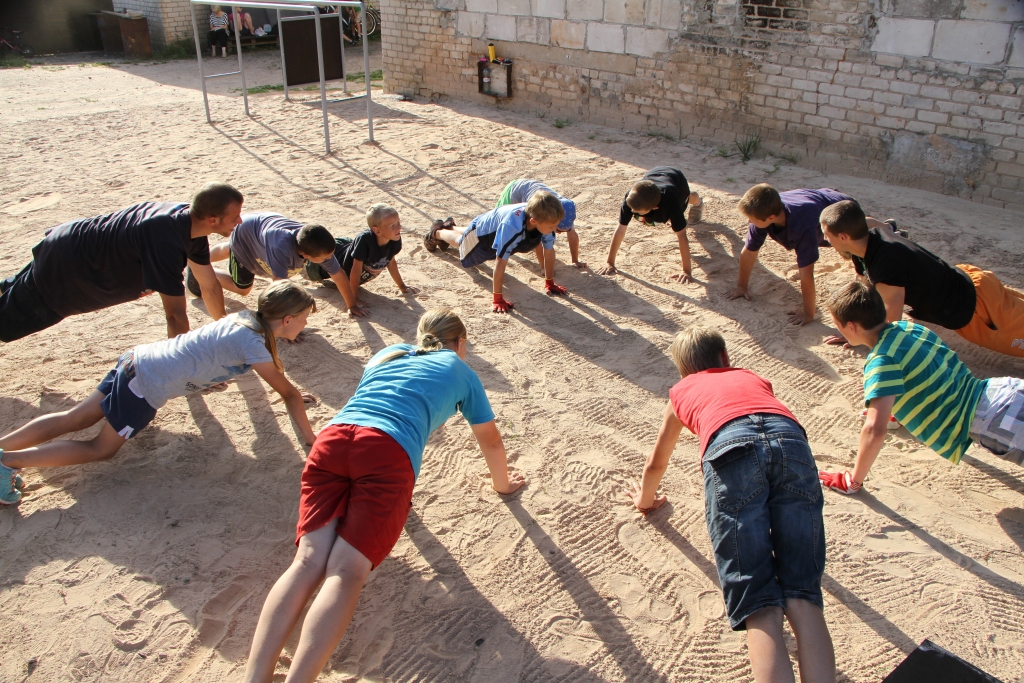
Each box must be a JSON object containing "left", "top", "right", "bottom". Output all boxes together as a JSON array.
[
  {"left": 97, "top": 352, "right": 158, "bottom": 440},
  {"left": 702, "top": 413, "right": 825, "bottom": 630}
]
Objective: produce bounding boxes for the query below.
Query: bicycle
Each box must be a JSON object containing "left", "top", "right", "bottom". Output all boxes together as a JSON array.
[
  {"left": 360, "top": 1, "right": 380, "bottom": 36},
  {"left": 0, "top": 27, "right": 34, "bottom": 58}
]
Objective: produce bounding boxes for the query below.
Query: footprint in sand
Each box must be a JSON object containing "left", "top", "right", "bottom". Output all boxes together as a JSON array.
[
  {"left": 198, "top": 575, "right": 255, "bottom": 648},
  {"left": 2, "top": 192, "right": 62, "bottom": 215}
]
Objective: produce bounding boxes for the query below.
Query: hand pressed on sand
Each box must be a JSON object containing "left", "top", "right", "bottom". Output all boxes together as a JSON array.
[
  {"left": 669, "top": 271, "right": 696, "bottom": 285},
  {"left": 626, "top": 481, "right": 667, "bottom": 514},
  {"left": 726, "top": 286, "right": 751, "bottom": 301}
]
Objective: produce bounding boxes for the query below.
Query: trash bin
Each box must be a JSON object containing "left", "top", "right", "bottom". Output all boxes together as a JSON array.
[{"left": 91, "top": 11, "right": 152, "bottom": 58}]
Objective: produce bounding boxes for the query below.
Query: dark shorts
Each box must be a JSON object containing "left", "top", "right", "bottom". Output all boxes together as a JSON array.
[
  {"left": 306, "top": 237, "right": 350, "bottom": 282},
  {"left": 702, "top": 413, "right": 825, "bottom": 630},
  {"left": 0, "top": 261, "right": 64, "bottom": 343},
  {"left": 97, "top": 352, "right": 158, "bottom": 440},
  {"left": 296, "top": 423, "right": 415, "bottom": 569},
  {"left": 228, "top": 251, "right": 256, "bottom": 289}
]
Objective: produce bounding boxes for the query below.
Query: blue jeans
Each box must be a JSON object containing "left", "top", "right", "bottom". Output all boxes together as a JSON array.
[{"left": 702, "top": 414, "right": 825, "bottom": 630}]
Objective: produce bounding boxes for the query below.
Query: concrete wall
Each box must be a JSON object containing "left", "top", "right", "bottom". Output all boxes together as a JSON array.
[{"left": 380, "top": 0, "right": 1024, "bottom": 209}]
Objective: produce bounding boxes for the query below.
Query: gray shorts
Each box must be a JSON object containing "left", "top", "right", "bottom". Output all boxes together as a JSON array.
[{"left": 969, "top": 377, "right": 1024, "bottom": 465}]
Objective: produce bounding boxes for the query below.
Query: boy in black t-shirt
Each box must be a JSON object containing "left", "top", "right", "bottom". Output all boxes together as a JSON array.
[
  {"left": 305, "top": 204, "right": 418, "bottom": 317},
  {"left": 597, "top": 166, "right": 704, "bottom": 283},
  {"left": 821, "top": 200, "right": 1024, "bottom": 358}
]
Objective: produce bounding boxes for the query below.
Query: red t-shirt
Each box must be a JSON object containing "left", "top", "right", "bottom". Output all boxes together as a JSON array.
[{"left": 669, "top": 367, "right": 799, "bottom": 457}]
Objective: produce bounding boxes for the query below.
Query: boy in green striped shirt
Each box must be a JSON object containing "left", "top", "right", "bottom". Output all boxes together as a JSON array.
[{"left": 819, "top": 282, "right": 1024, "bottom": 494}]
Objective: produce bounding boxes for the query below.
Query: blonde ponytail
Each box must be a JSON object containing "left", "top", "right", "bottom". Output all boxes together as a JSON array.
[
  {"left": 370, "top": 308, "right": 467, "bottom": 367},
  {"left": 235, "top": 281, "right": 316, "bottom": 371}
]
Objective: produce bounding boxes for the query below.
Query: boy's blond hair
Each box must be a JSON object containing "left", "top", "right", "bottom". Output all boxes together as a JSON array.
[
  {"left": 366, "top": 203, "right": 399, "bottom": 229},
  {"left": 525, "top": 190, "right": 565, "bottom": 225},
  {"left": 669, "top": 326, "right": 727, "bottom": 377}
]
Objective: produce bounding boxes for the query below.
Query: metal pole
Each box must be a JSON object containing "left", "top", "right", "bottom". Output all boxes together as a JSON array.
[
  {"left": 278, "top": 8, "right": 289, "bottom": 100},
  {"left": 234, "top": 11, "right": 249, "bottom": 115},
  {"left": 340, "top": 9, "right": 348, "bottom": 95},
  {"left": 191, "top": 8, "right": 212, "bottom": 123},
  {"left": 362, "top": 1, "right": 373, "bottom": 142},
  {"left": 314, "top": 8, "right": 330, "bottom": 154}
]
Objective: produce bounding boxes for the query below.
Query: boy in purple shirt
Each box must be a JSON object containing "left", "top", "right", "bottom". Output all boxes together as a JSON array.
[
  {"left": 727, "top": 185, "right": 854, "bottom": 325},
  {"left": 202, "top": 213, "right": 364, "bottom": 314}
]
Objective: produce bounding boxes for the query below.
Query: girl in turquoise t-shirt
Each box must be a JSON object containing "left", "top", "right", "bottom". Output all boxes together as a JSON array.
[{"left": 243, "top": 308, "right": 525, "bottom": 683}]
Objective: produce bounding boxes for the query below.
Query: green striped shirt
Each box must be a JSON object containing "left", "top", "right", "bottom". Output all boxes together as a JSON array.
[{"left": 863, "top": 321, "right": 987, "bottom": 464}]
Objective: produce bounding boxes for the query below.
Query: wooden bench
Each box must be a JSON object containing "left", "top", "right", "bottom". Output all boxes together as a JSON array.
[{"left": 225, "top": 34, "right": 279, "bottom": 53}]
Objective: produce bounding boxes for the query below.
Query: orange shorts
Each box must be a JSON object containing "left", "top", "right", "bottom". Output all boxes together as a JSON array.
[
  {"left": 296, "top": 424, "right": 414, "bottom": 568},
  {"left": 955, "top": 263, "right": 1024, "bottom": 357}
]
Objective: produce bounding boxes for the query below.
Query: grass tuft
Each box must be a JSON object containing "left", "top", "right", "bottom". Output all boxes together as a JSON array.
[
  {"left": 153, "top": 37, "right": 196, "bottom": 60},
  {"left": 0, "top": 54, "right": 30, "bottom": 69},
  {"left": 735, "top": 134, "right": 761, "bottom": 162},
  {"left": 553, "top": 118, "right": 571, "bottom": 128}
]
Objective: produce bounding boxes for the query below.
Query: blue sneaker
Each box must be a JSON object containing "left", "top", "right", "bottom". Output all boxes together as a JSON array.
[{"left": 0, "top": 454, "right": 22, "bottom": 505}]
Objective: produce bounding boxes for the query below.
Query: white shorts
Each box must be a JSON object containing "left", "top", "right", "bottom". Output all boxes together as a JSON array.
[
  {"left": 969, "top": 377, "right": 1024, "bottom": 465},
  {"left": 458, "top": 227, "right": 480, "bottom": 262}
]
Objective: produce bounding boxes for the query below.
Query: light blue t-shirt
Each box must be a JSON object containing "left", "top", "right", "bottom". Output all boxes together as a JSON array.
[
  {"left": 229, "top": 212, "right": 341, "bottom": 279},
  {"left": 506, "top": 179, "right": 576, "bottom": 230},
  {"left": 132, "top": 312, "right": 274, "bottom": 409},
  {"left": 466, "top": 203, "right": 555, "bottom": 257},
  {"left": 331, "top": 345, "right": 495, "bottom": 478}
]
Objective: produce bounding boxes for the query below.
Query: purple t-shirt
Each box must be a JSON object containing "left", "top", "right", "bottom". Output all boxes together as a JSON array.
[
  {"left": 229, "top": 213, "right": 340, "bottom": 279},
  {"left": 744, "top": 188, "right": 852, "bottom": 268}
]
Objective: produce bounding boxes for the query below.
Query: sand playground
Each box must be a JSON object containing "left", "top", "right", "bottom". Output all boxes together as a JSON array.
[{"left": 1, "top": 48, "right": 1024, "bottom": 682}]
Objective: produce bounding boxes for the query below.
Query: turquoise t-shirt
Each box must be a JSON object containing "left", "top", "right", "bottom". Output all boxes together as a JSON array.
[
  {"left": 863, "top": 321, "right": 987, "bottom": 464},
  {"left": 330, "top": 345, "right": 495, "bottom": 478}
]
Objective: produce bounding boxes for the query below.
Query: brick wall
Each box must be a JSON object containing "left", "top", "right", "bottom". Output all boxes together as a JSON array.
[
  {"left": 380, "top": 0, "right": 1024, "bottom": 210},
  {"left": 117, "top": 0, "right": 206, "bottom": 47}
]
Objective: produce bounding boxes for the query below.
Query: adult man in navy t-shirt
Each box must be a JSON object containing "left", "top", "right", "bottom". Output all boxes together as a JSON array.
[{"left": 0, "top": 183, "right": 242, "bottom": 342}]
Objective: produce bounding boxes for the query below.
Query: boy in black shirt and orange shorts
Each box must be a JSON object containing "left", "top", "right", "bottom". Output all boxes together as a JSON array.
[
  {"left": 305, "top": 203, "right": 418, "bottom": 317},
  {"left": 821, "top": 200, "right": 1024, "bottom": 357}
]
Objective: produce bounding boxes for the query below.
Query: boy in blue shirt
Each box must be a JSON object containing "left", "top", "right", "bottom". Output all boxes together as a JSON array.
[
  {"left": 424, "top": 191, "right": 565, "bottom": 313},
  {"left": 495, "top": 179, "right": 582, "bottom": 268}
]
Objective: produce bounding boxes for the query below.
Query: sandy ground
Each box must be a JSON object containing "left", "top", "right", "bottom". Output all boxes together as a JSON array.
[{"left": 1, "top": 52, "right": 1024, "bottom": 683}]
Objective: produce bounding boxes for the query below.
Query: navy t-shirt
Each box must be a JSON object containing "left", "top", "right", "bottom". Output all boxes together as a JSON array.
[
  {"left": 338, "top": 229, "right": 402, "bottom": 284},
  {"left": 617, "top": 167, "right": 690, "bottom": 233},
  {"left": 744, "top": 188, "right": 851, "bottom": 268},
  {"left": 32, "top": 202, "right": 210, "bottom": 317}
]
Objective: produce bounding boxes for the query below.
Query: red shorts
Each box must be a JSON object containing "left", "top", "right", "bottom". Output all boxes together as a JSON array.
[{"left": 296, "top": 423, "right": 415, "bottom": 568}]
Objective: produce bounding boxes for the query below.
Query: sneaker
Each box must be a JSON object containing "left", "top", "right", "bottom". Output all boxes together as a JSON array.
[
  {"left": 14, "top": 474, "right": 23, "bottom": 490},
  {"left": 688, "top": 198, "right": 704, "bottom": 224},
  {"left": 185, "top": 266, "right": 202, "bottom": 297},
  {"left": 424, "top": 219, "right": 449, "bottom": 253},
  {"left": 884, "top": 218, "right": 909, "bottom": 239},
  {"left": 0, "top": 455, "right": 22, "bottom": 505}
]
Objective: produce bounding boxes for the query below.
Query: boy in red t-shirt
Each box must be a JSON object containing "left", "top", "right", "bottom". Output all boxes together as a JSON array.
[{"left": 629, "top": 326, "right": 835, "bottom": 683}]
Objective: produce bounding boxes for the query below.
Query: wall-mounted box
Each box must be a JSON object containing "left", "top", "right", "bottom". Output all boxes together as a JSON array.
[{"left": 478, "top": 59, "right": 513, "bottom": 97}]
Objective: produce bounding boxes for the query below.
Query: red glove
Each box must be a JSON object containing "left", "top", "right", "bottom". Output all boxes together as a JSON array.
[
  {"left": 492, "top": 293, "right": 514, "bottom": 313},
  {"left": 819, "top": 470, "right": 862, "bottom": 494},
  {"left": 545, "top": 279, "right": 568, "bottom": 296}
]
